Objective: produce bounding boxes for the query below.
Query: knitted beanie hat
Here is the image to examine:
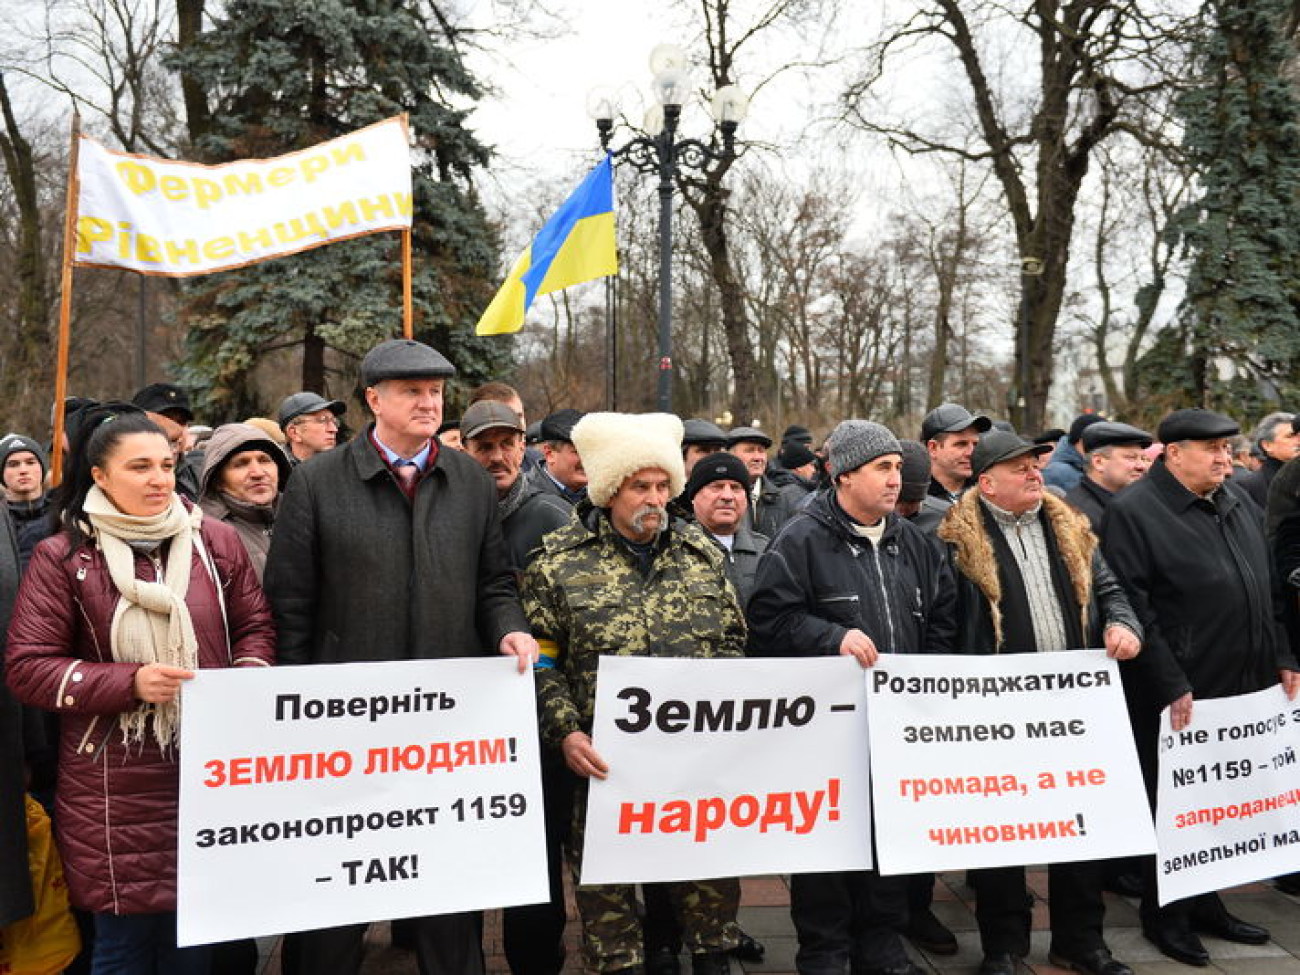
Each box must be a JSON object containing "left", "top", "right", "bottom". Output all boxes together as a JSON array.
[
  {"left": 825, "top": 420, "right": 901, "bottom": 478},
  {"left": 0, "top": 434, "right": 48, "bottom": 480},
  {"left": 571, "top": 412, "right": 686, "bottom": 507}
]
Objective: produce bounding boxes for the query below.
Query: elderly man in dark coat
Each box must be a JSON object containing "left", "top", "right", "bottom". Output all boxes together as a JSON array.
[
  {"left": 265, "top": 338, "right": 537, "bottom": 975},
  {"left": 0, "top": 505, "right": 32, "bottom": 930},
  {"left": 938, "top": 430, "right": 1141, "bottom": 975},
  {"left": 1102, "top": 408, "right": 1300, "bottom": 967}
]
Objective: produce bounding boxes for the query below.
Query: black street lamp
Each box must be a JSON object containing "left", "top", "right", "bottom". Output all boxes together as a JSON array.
[{"left": 588, "top": 45, "right": 749, "bottom": 414}]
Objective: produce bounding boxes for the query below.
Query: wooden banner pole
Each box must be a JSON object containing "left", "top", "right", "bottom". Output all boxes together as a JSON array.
[
  {"left": 401, "top": 228, "right": 413, "bottom": 339},
  {"left": 50, "top": 111, "right": 82, "bottom": 486}
]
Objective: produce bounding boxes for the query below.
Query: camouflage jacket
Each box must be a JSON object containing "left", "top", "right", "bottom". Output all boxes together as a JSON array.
[{"left": 522, "top": 505, "right": 747, "bottom": 748}]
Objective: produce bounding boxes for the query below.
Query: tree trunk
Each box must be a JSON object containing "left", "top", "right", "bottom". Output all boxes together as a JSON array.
[
  {"left": 0, "top": 72, "right": 51, "bottom": 434},
  {"left": 175, "top": 0, "right": 210, "bottom": 148},
  {"left": 693, "top": 188, "right": 760, "bottom": 425},
  {"left": 302, "top": 326, "right": 325, "bottom": 393}
]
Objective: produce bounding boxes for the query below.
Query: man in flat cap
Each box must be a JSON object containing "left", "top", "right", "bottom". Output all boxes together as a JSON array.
[
  {"left": 277, "top": 391, "right": 346, "bottom": 466},
  {"left": 727, "top": 426, "right": 798, "bottom": 537},
  {"left": 937, "top": 429, "right": 1141, "bottom": 975},
  {"left": 681, "top": 418, "right": 729, "bottom": 475},
  {"left": 1064, "top": 422, "right": 1153, "bottom": 532},
  {"left": 523, "top": 412, "right": 745, "bottom": 975},
  {"left": 1101, "top": 408, "right": 1300, "bottom": 967},
  {"left": 748, "top": 420, "right": 957, "bottom": 975},
  {"left": 529, "top": 408, "right": 588, "bottom": 506},
  {"left": 920, "top": 403, "right": 992, "bottom": 518},
  {"left": 265, "top": 338, "right": 538, "bottom": 975}
]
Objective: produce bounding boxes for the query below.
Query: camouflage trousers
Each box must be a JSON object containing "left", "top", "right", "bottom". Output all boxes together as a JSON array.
[{"left": 568, "top": 780, "right": 740, "bottom": 972}]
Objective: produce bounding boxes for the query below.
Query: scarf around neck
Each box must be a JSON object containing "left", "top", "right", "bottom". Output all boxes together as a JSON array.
[{"left": 83, "top": 485, "right": 203, "bottom": 749}]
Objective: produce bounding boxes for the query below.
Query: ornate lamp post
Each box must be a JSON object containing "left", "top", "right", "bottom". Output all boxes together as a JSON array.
[{"left": 588, "top": 45, "right": 748, "bottom": 413}]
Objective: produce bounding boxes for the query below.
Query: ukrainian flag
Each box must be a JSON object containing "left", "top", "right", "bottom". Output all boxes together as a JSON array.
[{"left": 476, "top": 155, "right": 618, "bottom": 335}]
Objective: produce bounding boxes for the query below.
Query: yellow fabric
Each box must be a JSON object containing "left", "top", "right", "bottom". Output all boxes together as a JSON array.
[{"left": 0, "top": 797, "right": 81, "bottom": 975}]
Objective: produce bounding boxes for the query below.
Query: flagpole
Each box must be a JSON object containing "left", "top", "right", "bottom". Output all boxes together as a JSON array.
[
  {"left": 401, "top": 228, "right": 413, "bottom": 339},
  {"left": 51, "top": 111, "right": 82, "bottom": 486}
]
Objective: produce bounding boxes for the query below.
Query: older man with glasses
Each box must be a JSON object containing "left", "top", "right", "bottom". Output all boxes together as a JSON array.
[{"left": 277, "top": 391, "right": 346, "bottom": 465}]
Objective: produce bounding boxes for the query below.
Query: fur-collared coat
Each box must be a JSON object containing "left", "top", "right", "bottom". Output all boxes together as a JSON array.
[{"left": 937, "top": 490, "right": 1140, "bottom": 654}]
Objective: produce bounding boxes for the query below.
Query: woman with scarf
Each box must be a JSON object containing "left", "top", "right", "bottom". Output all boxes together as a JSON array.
[
  {"left": 198, "top": 423, "right": 291, "bottom": 582},
  {"left": 5, "top": 409, "right": 275, "bottom": 974}
]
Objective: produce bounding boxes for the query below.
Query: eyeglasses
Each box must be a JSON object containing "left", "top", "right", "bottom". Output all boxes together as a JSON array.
[{"left": 295, "top": 415, "right": 339, "bottom": 428}]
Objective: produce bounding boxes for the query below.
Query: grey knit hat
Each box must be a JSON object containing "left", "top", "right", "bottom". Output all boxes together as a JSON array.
[
  {"left": 825, "top": 420, "right": 901, "bottom": 478},
  {"left": 0, "top": 434, "right": 47, "bottom": 481}
]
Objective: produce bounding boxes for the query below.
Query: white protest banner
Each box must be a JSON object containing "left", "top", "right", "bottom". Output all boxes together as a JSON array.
[
  {"left": 580, "top": 656, "right": 872, "bottom": 885},
  {"left": 75, "top": 116, "right": 411, "bottom": 276},
  {"left": 1156, "top": 684, "right": 1300, "bottom": 905},
  {"left": 177, "top": 658, "right": 546, "bottom": 947},
  {"left": 867, "top": 650, "right": 1154, "bottom": 874}
]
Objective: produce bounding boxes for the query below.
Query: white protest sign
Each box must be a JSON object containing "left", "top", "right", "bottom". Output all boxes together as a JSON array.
[
  {"left": 177, "top": 658, "right": 546, "bottom": 946},
  {"left": 580, "top": 656, "right": 872, "bottom": 884},
  {"left": 1156, "top": 684, "right": 1300, "bottom": 905},
  {"left": 867, "top": 650, "right": 1154, "bottom": 874},
  {"left": 76, "top": 116, "right": 411, "bottom": 276}
]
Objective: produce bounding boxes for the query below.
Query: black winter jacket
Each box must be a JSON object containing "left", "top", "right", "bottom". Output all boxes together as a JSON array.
[
  {"left": 265, "top": 427, "right": 528, "bottom": 665},
  {"left": 1101, "top": 459, "right": 1296, "bottom": 704},
  {"left": 747, "top": 491, "right": 957, "bottom": 657},
  {"left": 748, "top": 475, "right": 800, "bottom": 540},
  {"left": 502, "top": 479, "right": 572, "bottom": 575},
  {"left": 1063, "top": 477, "right": 1111, "bottom": 534}
]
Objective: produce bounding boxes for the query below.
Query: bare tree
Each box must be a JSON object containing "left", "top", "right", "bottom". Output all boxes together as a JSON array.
[
  {"left": 845, "top": 0, "right": 1188, "bottom": 430},
  {"left": 1079, "top": 142, "right": 1189, "bottom": 419},
  {"left": 0, "top": 70, "right": 53, "bottom": 431},
  {"left": 672, "top": 0, "right": 843, "bottom": 423}
]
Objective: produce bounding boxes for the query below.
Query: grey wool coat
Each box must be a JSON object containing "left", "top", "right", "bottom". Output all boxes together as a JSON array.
[{"left": 265, "top": 426, "right": 529, "bottom": 665}]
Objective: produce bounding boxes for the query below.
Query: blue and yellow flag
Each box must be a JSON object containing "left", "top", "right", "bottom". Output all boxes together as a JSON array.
[{"left": 476, "top": 155, "right": 618, "bottom": 335}]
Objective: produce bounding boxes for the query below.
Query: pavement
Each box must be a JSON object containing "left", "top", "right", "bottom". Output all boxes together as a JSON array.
[{"left": 255, "top": 870, "right": 1300, "bottom": 974}]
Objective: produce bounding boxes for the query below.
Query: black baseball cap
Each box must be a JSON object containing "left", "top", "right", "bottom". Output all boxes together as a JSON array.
[{"left": 920, "top": 403, "right": 991, "bottom": 443}]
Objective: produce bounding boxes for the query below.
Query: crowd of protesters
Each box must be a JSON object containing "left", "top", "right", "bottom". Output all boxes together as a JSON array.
[{"left": 3, "top": 337, "right": 1300, "bottom": 975}]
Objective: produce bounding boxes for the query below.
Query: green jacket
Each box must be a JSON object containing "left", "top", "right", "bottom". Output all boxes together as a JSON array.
[{"left": 523, "top": 505, "right": 746, "bottom": 748}]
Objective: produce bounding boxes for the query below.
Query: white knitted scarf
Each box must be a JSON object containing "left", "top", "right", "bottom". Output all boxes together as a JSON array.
[{"left": 83, "top": 485, "right": 202, "bottom": 748}]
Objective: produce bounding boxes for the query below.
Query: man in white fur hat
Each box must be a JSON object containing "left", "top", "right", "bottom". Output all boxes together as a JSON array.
[{"left": 522, "top": 411, "right": 745, "bottom": 975}]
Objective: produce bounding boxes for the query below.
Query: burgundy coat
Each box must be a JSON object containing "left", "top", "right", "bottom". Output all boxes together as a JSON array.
[{"left": 5, "top": 514, "right": 275, "bottom": 914}]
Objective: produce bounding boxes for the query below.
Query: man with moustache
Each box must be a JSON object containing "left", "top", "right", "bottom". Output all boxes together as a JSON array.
[
  {"left": 522, "top": 412, "right": 745, "bottom": 975},
  {"left": 461, "top": 399, "right": 573, "bottom": 975},
  {"left": 462, "top": 399, "right": 571, "bottom": 576}
]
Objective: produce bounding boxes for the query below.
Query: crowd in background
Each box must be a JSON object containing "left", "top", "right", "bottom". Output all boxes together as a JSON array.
[{"left": 3, "top": 342, "right": 1300, "bottom": 975}]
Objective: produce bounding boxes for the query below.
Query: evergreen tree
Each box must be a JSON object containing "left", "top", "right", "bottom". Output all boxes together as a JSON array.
[
  {"left": 167, "top": 0, "right": 511, "bottom": 417},
  {"left": 1160, "top": 0, "right": 1300, "bottom": 410}
]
